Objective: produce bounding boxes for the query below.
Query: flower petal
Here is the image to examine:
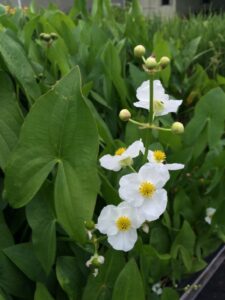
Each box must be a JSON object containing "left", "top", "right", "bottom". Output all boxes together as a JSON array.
[
  {"left": 96, "top": 205, "right": 118, "bottom": 235},
  {"left": 166, "top": 163, "right": 184, "bottom": 171},
  {"left": 136, "top": 80, "right": 149, "bottom": 101},
  {"left": 119, "top": 173, "right": 143, "bottom": 206},
  {"left": 156, "top": 99, "right": 182, "bottom": 116},
  {"left": 139, "top": 163, "right": 170, "bottom": 188},
  {"left": 133, "top": 99, "right": 149, "bottom": 110},
  {"left": 125, "top": 139, "right": 145, "bottom": 158},
  {"left": 99, "top": 154, "right": 121, "bottom": 171},
  {"left": 137, "top": 189, "right": 167, "bottom": 221},
  {"left": 108, "top": 229, "right": 137, "bottom": 252},
  {"left": 118, "top": 202, "right": 145, "bottom": 227}
]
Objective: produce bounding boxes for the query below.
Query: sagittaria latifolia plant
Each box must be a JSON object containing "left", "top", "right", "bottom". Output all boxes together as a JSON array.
[{"left": 86, "top": 46, "right": 185, "bottom": 281}]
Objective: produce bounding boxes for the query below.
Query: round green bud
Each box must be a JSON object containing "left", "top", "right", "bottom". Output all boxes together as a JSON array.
[
  {"left": 50, "top": 32, "right": 58, "bottom": 40},
  {"left": 145, "top": 56, "right": 157, "bottom": 69},
  {"left": 39, "top": 33, "right": 45, "bottom": 40},
  {"left": 84, "top": 220, "right": 95, "bottom": 230},
  {"left": 171, "top": 122, "right": 184, "bottom": 134},
  {"left": 41, "top": 33, "right": 51, "bottom": 42},
  {"left": 119, "top": 109, "right": 131, "bottom": 121},
  {"left": 134, "top": 45, "right": 146, "bottom": 58},
  {"left": 159, "top": 56, "right": 170, "bottom": 68}
]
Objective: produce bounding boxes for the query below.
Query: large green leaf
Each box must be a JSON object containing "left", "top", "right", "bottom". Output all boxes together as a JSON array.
[
  {"left": 5, "top": 67, "right": 99, "bottom": 243},
  {"left": 184, "top": 88, "right": 225, "bottom": 148},
  {"left": 0, "top": 29, "right": 41, "bottom": 103},
  {"left": 82, "top": 250, "right": 125, "bottom": 300},
  {"left": 101, "top": 42, "right": 128, "bottom": 107},
  {"left": 0, "top": 217, "right": 33, "bottom": 299},
  {"left": 34, "top": 283, "right": 54, "bottom": 300},
  {"left": 56, "top": 256, "right": 83, "bottom": 300},
  {"left": 0, "top": 71, "right": 23, "bottom": 170},
  {"left": 26, "top": 184, "right": 56, "bottom": 274},
  {"left": 3, "top": 243, "right": 46, "bottom": 282},
  {"left": 112, "top": 259, "right": 145, "bottom": 300}
]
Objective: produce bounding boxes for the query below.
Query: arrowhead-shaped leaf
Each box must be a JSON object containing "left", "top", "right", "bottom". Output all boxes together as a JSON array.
[{"left": 5, "top": 67, "right": 99, "bottom": 242}]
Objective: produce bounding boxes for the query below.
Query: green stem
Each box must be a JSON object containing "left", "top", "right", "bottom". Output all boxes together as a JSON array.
[
  {"left": 128, "top": 165, "right": 136, "bottom": 173},
  {"left": 143, "top": 75, "right": 154, "bottom": 162}
]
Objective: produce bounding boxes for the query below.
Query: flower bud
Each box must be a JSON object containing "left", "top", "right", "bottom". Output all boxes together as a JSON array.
[
  {"left": 86, "top": 255, "right": 105, "bottom": 268},
  {"left": 159, "top": 56, "right": 170, "bottom": 68},
  {"left": 171, "top": 122, "right": 184, "bottom": 134},
  {"left": 119, "top": 109, "right": 131, "bottom": 121},
  {"left": 145, "top": 56, "right": 157, "bottom": 69},
  {"left": 50, "top": 32, "right": 58, "bottom": 40},
  {"left": 40, "top": 33, "right": 51, "bottom": 42},
  {"left": 134, "top": 45, "right": 146, "bottom": 58},
  {"left": 84, "top": 220, "right": 95, "bottom": 231}
]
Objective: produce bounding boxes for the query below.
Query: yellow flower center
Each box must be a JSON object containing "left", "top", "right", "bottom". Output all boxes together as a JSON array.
[
  {"left": 115, "top": 147, "right": 126, "bottom": 156},
  {"left": 153, "top": 150, "right": 166, "bottom": 163},
  {"left": 153, "top": 100, "right": 165, "bottom": 113},
  {"left": 116, "top": 216, "right": 131, "bottom": 231},
  {"left": 139, "top": 181, "right": 156, "bottom": 198}
]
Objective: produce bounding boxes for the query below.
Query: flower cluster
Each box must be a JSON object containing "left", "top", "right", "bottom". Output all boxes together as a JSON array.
[{"left": 96, "top": 66, "right": 184, "bottom": 251}]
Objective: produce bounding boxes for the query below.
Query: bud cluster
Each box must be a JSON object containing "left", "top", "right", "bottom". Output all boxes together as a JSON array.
[
  {"left": 39, "top": 32, "right": 58, "bottom": 45},
  {"left": 134, "top": 44, "right": 170, "bottom": 74}
]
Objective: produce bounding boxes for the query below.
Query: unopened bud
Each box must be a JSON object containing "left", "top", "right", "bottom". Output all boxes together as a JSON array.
[
  {"left": 159, "top": 56, "right": 170, "bottom": 68},
  {"left": 145, "top": 57, "right": 157, "bottom": 69},
  {"left": 84, "top": 220, "right": 95, "bottom": 231},
  {"left": 86, "top": 255, "right": 105, "bottom": 268},
  {"left": 50, "top": 32, "right": 58, "bottom": 40},
  {"left": 40, "top": 33, "right": 51, "bottom": 42},
  {"left": 134, "top": 45, "right": 146, "bottom": 58},
  {"left": 119, "top": 109, "right": 131, "bottom": 121},
  {"left": 171, "top": 122, "right": 184, "bottom": 134}
]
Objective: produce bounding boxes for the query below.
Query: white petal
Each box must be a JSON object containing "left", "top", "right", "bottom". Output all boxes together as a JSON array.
[
  {"left": 205, "top": 216, "right": 212, "bottom": 224},
  {"left": 137, "top": 189, "right": 167, "bottom": 221},
  {"left": 147, "top": 150, "right": 156, "bottom": 163},
  {"left": 118, "top": 202, "right": 145, "bottom": 227},
  {"left": 139, "top": 163, "right": 170, "bottom": 188},
  {"left": 136, "top": 80, "right": 149, "bottom": 101},
  {"left": 99, "top": 154, "right": 121, "bottom": 171},
  {"left": 154, "top": 80, "right": 169, "bottom": 101},
  {"left": 125, "top": 139, "right": 145, "bottom": 158},
  {"left": 206, "top": 207, "right": 216, "bottom": 217},
  {"left": 96, "top": 205, "right": 118, "bottom": 235},
  {"left": 108, "top": 229, "right": 137, "bottom": 252},
  {"left": 119, "top": 174, "right": 143, "bottom": 206},
  {"left": 166, "top": 163, "right": 184, "bottom": 171},
  {"left": 119, "top": 186, "right": 143, "bottom": 207},
  {"left": 156, "top": 99, "right": 182, "bottom": 116},
  {"left": 133, "top": 100, "right": 149, "bottom": 110}
]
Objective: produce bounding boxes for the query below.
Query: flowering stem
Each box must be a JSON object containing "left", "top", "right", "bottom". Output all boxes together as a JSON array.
[
  {"left": 128, "top": 165, "right": 136, "bottom": 173},
  {"left": 143, "top": 75, "right": 154, "bottom": 162}
]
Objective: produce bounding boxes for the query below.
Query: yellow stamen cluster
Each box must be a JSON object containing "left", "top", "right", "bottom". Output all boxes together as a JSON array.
[
  {"left": 153, "top": 150, "right": 166, "bottom": 163},
  {"left": 139, "top": 181, "right": 156, "bottom": 198},
  {"left": 115, "top": 147, "right": 126, "bottom": 156},
  {"left": 116, "top": 216, "right": 131, "bottom": 231}
]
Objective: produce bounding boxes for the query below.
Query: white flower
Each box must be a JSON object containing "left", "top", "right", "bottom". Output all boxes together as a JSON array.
[
  {"left": 99, "top": 139, "right": 144, "bottom": 171},
  {"left": 134, "top": 80, "right": 182, "bottom": 116},
  {"left": 96, "top": 202, "right": 143, "bottom": 252},
  {"left": 205, "top": 207, "right": 216, "bottom": 225},
  {"left": 147, "top": 150, "right": 184, "bottom": 171},
  {"left": 152, "top": 282, "right": 163, "bottom": 295},
  {"left": 86, "top": 254, "right": 105, "bottom": 268},
  {"left": 119, "top": 163, "right": 170, "bottom": 221}
]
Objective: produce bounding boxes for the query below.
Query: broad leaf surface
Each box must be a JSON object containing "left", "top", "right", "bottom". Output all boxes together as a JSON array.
[{"left": 5, "top": 67, "right": 99, "bottom": 242}]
